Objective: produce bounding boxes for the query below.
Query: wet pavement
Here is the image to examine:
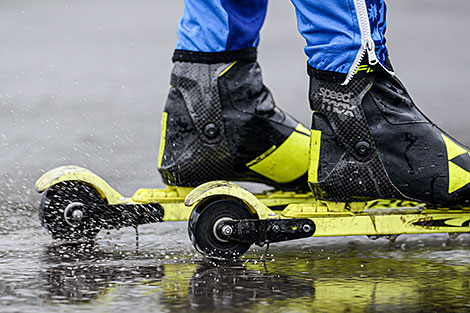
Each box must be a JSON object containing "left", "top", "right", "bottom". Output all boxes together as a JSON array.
[
  {"left": 2, "top": 1, "right": 470, "bottom": 312},
  {"left": 4, "top": 221, "right": 470, "bottom": 312}
]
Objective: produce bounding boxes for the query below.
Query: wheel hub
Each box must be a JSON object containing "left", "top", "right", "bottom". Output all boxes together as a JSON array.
[
  {"left": 64, "top": 202, "right": 85, "bottom": 227},
  {"left": 213, "top": 217, "right": 233, "bottom": 243}
]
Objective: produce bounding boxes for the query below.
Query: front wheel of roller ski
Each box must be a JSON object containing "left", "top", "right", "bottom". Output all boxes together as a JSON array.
[
  {"left": 39, "top": 182, "right": 105, "bottom": 241},
  {"left": 188, "top": 198, "right": 254, "bottom": 260}
]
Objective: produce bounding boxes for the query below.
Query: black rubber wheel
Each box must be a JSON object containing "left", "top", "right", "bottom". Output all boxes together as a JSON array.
[
  {"left": 188, "top": 198, "right": 253, "bottom": 260},
  {"left": 39, "top": 182, "right": 105, "bottom": 241}
]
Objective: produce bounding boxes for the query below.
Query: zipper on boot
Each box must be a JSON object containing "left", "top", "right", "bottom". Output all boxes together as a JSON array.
[{"left": 343, "top": 0, "right": 392, "bottom": 85}]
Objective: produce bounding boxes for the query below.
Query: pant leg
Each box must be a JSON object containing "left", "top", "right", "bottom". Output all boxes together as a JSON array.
[
  {"left": 174, "top": 0, "right": 268, "bottom": 63},
  {"left": 290, "top": 0, "right": 390, "bottom": 82}
]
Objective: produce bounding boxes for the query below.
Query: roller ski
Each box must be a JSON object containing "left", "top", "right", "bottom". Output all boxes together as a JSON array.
[
  {"left": 187, "top": 68, "right": 470, "bottom": 260},
  {"left": 35, "top": 166, "right": 314, "bottom": 241},
  {"left": 35, "top": 60, "right": 313, "bottom": 241}
]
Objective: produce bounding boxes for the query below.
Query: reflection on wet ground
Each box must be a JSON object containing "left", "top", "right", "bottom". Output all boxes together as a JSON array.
[{"left": 3, "top": 209, "right": 470, "bottom": 313}]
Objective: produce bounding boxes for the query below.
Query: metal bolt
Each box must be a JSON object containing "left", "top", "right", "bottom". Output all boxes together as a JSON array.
[
  {"left": 221, "top": 225, "right": 233, "bottom": 236},
  {"left": 72, "top": 209, "right": 84, "bottom": 221},
  {"left": 302, "top": 224, "right": 312, "bottom": 233},
  {"left": 354, "top": 141, "right": 371, "bottom": 157},
  {"left": 271, "top": 224, "right": 281, "bottom": 233},
  {"left": 203, "top": 122, "right": 219, "bottom": 139}
]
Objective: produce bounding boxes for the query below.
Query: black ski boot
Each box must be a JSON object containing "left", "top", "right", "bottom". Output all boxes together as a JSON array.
[
  {"left": 308, "top": 67, "right": 470, "bottom": 206},
  {"left": 158, "top": 60, "right": 310, "bottom": 191}
]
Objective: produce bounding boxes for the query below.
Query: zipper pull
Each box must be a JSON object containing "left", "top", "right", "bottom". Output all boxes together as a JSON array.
[{"left": 365, "top": 39, "right": 378, "bottom": 65}]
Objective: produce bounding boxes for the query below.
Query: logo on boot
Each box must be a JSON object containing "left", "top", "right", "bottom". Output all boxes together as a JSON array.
[
  {"left": 442, "top": 133, "right": 470, "bottom": 194},
  {"left": 318, "top": 87, "right": 356, "bottom": 118}
]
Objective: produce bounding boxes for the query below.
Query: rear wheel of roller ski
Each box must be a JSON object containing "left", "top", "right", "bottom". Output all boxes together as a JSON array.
[
  {"left": 39, "top": 182, "right": 104, "bottom": 241},
  {"left": 188, "top": 198, "right": 254, "bottom": 260}
]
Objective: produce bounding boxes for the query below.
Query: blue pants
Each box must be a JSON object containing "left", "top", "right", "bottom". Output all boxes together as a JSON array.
[{"left": 175, "top": 0, "right": 389, "bottom": 82}]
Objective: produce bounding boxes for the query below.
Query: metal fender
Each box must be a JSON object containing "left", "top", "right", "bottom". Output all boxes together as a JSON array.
[
  {"left": 184, "top": 180, "right": 277, "bottom": 220},
  {"left": 35, "top": 165, "right": 124, "bottom": 204}
]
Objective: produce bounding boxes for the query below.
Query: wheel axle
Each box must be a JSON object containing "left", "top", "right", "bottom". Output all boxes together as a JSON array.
[
  {"left": 218, "top": 218, "right": 316, "bottom": 245},
  {"left": 221, "top": 224, "right": 233, "bottom": 236}
]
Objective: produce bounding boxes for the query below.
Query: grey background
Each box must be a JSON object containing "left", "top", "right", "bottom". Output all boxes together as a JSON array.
[{"left": 1, "top": 0, "right": 470, "bottom": 201}]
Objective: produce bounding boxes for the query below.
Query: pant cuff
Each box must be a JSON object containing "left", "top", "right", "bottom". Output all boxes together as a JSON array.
[
  {"left": 172, "top": 48, "right": 257, "bottom": 64},
  {"left": 307, "top": 65, "right": 348, "bottom": 83}
]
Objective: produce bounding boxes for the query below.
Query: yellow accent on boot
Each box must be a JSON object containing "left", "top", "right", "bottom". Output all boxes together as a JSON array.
[
  {"left": 296, "top": 123, "right": 310, "bottom": 136},
  {"left": 441, "top": 133, "right": 470, "bottom": 193},
  {"left": 448, "top": 162, "right": 470, "bottom": 194},
  {"left": 157, "top": 112, "right": 168, "bottom": 168},
  {"left": 246, "top": 124, "right": 310, "bottom": 183},
  {"left": 308, "top": 129, "right": 322, "bottom": 183},
  {"left": 442, "top": 133, "right": 468, "bottom": 160},
  {"left": 218, "top": 61, "right": 237, "bottom": 77}
]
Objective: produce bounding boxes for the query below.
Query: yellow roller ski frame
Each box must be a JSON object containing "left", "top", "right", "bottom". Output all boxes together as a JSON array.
[
  {"left": 35, "top": 166, "right": 316, "bottom": 222},
  {"left": 187, "top": 180, "right": 470, "bottom": 238}
]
